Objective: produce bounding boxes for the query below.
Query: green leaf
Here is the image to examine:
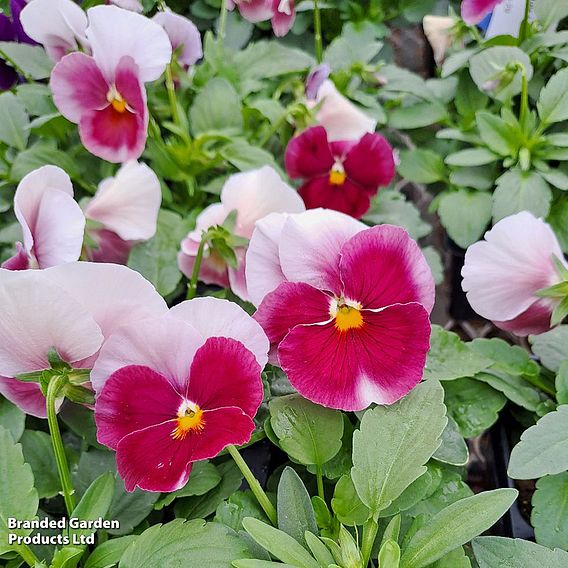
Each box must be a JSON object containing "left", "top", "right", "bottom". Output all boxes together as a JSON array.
[
  {"left": 556, "top": 361, "right": 568, "bottom": 405},
  {"left": 304, "top": 532, "right": 335, "bottom": 567},
  {"left": 388, "top": 102, "right": 447, "bottom": 129},
  {"left": 532, "top": 472, "right": 568, "bottom": 549},
  {"left": 430, "top": 547, "right": 471, "bottom": 568},
  {"left": 84, "top": 536, "right": 138, "bottom": 568},
  {"left": 215, "top": 490, "right": 268, "bottom": 532},
  {"left": 242, "top": 518, "right": 319, "bottom": 568},
  {"left": 441, "top": 49, "right": 477, "bottom": 77},
  {"left": 508, "top": 406, "right": 568, "bottom": 479},
  {"left": 538, "top": 68, "right": 568, "bottom": 124},
  {"left": 364, "top": 190, "right": 432, "bottom": 240},
  {"left": 400, "top": 489, "right": 517, "bottom": 568},
  {"left": 269, "top": 394, "right": 343, "bottom": 467},
  {"left": 233, "top": 561, "right": 297, "bottom": 568},
  {"left": 331, "top": 475, "right": 369, "bottom": 526},
  {"left": 530, "top": 326, "right": 568, "bottom": 371},
  {"left": 277, "top": 467, "right": 317, "bottom": 547},
  {"left": 220, "top": 139, "right": 279, "bottom": 172},
  {"left": 397, "top": 149, "right": 446, "bottom": 184},
  {"left": 422, "top": 246, "right": 443, "bottom": 286},
  {"left": 0, "top": 425, "right": 39, "bottom": 555},
  {"left": 548, "top": 198, "right": 568, "bottom": 253},
  {"left": 474, "top": 371, "right": 541, "bottom": 412},
  {"left": 473, "top": 536, "right": 568, "bottom": 567},
  {"left": 0, "top": 92, "right": 29, "bottom": 150},
  {"left": 190, "top": 78, "right": 243, "bottom": 135},
  {"left": 493, "top": 170, "right": 552, "bottom": 222},
  {"left": 424, "top": 326, "right": 492, "bottom": 381},
  {"left": 445, "top": 148, "right": 500, "bottom": 167},
  {"left": 378, "top": 540, "right": 401, "bottom": 568},
  {"left": 120, "top": 519, "right": 249, "bottom": 568},
  {"left": 438, "top": 190, "right": 492, "bottom": 248},
  {"left": 0, "top": 42, "right": 53, "bottom": 79},
  {"left": 454, "top": 73, "right": 488, "bottom": 118},
  {"left": 11, "top": 143, "right": 80, "bottom": 181},
  {"left": 432, "top": 416, "right": 469, "bottom": 466},
  {"left": 128, "top": 210, "right": 188, "bottom": 296},
  {"left": 535, "top": 0, "right": 568, "bottom": 33},
  {"left": 351, "top": 381, "right": 447, "bottom": 520},
  {"left": 324, "top": 21, "right": 383, "bottom": 71},
  {"left": 0, "top": 397, "right": 25, "bottom": 442},
  {"left": 379, "top": 471, "right": 435, "bottom": 518},
  {"left": 20, "top": 431, "right": 60, "bottom": 499},
  {"left": 476, "top": 111, "right": 519, "bottom": 156}
]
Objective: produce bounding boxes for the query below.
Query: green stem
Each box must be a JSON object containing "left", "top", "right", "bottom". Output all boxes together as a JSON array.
[
  {"left": 259, "top": 111, "right": 289, "bottom": 147},
  {"left": 522, "top": 373, "right": 556, "bottom": 397},
  {"left": 316, "top": 465, "right": 325, "bottom": 501},
  {"left": 46, "top": 375, "right": 76, "bottom": 517},
  {"left": 468, "top": 24, "right": 484, "bottom": 44},
  {"left": 361, "top": 517, "right": 379, "bottom": 568},
  {"left": 186, "top": 232, "right": 208, "bottom": 300},
  {"left": 165, "top": 64, "right": 181, "bottom": 128},
  {"left": 518, "top": 0, "right": 531, "bottom": 44},
  {"left": 218, "top": 0, "right": 228, "bottom": 42},
  {"left": 227, "top": 444, "right": 277, "bottom": 526},
  {"left": 519, "top": 66, "right": 529, "bottom": 127},
  {"left": 14, "top": 543, "right": 40, "bottom": 567},
  {"left": 313, "top": 0, "right": 323, "bottom": 63}
]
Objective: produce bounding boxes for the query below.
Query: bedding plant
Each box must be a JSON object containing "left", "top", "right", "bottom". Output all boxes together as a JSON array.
[{"left": 0, "top": 0, "right": 567, "bottom": 567}]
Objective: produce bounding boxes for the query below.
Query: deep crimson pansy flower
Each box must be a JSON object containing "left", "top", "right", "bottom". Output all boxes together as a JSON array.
[{"left": 285, "top": 126, "right": 395, "bottom": 219}]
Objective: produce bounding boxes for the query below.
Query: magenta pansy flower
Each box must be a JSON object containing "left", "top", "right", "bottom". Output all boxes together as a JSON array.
[
  {"left": 246, "top": 209, "right": 434, "bottom": 411},
  {"left": 83, "top": 161, "right": 162, "bottom": 264},
  {"left": 153, "top": 10, "right": 202, "bottom": 69},
  {"left": 2, "top": 165, "right": 85, "bottom": 270},
  {"left": 20, "top": 0, "right": 89, "bottom": 62},
  {"left": 178, "top": 166, "right": 305, "bottom": 301},
  {"left": 462, "top": 212, "right": 568, "bottom": 336},
  {"left": 461, "top": 0, "right": 504, "bottom": 25},
  {"left": 285, "top": 126, "right": 395, "bottom": 219},
  {"left": 232, "top": 0, "right": 295, "bottom": 37},
  {"left": 50, "top": 5, "right": 171, "bottom": 163},
  {"left": 0, "top": 263, "right": 167, "bottom": 417},
  {"left": 93, "top": 297, "right": 269, "bottom": 492}
]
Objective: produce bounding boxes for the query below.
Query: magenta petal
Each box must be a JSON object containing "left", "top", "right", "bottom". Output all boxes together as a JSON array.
[
  {"left": 340, "top": 225, "right": 435, "bottom": 312},
  {"left": 271, "top": 0, "right": 295, "bottom": 36},
  {"left": 299, "top": 176, "right": 372, "bottom": 219},
  {"left": 493, "top": 300, "right": 554, "bottom": 337},
  {"left": 254, "top": 281, "right": 331, "bottom": 346},
  {"left": 0, "top": 377, "right": 50, "bottom": 418},
  {"left": 50, "top": 52, "right": 108, "bottom": 123},
  {"left": 187, "top": 337, "right": 263, "bottom": 418},
  {"left": 95, "top": 365, "right": 182, "bottom": 450},
  {"left": 85, "top": 228, "right": 132, "bottom": 265},
  {"left": 1, "top": 242, "right": 30, "bottom": 271},
  {"left": 461, "top": 0, "right": 503, "bottom": 24},
  {"left": 343, "top": 133, "right": 395, "bottom": 190},
  {"left": 285, "top": 126, "right": 334, "bottom": 179},
  {"left": 237, "top": 0, "right": 274, "bottom": 23},
  {"left": 116, "top": 407, "right": 254, "bottom": 492},
  {"left": 278, "top": 302, "right": 431, "bottom": 411}
]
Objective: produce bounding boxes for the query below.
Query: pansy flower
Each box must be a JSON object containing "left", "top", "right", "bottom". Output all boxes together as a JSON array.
[
  {"left": 247, "top": 209, "right": 434, "bottom": 411},
  {"left": 50, "top": 5, "right": 171, "bottom": 162},
  {"left": 153, "top": 10, "right": 202, "bottom": 70},
  {"left": 231, "top": 0, "right": 295, "bottom": 37},
  {"left": 462, "top": 211, "right": 568, "bottom": 336},
  {"left": 93, "top": 297, "right": 269, "bottom": 492},
  {"left": 461, "top": 0, "right": 504, "bottom": 25},
  {"left": 0, "top": 263, "right": 167, "bottom": 417},
  {"left": 178, "top": 166, "right": 305, "bottom": 301},
  {"left": 285, "top": 125, "right": 395, "bottom": 219}
]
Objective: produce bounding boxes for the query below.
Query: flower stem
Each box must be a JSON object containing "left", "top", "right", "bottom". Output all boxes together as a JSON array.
[
  {"left": 316, "top": 465, "right": 325, "bottom": 500},
  {"left": 313, "top": 0, "right": 323, "bottom": 63},
  {"left": 165, "top": 63, "right": 181, "bottom": 128},
  {"left": 218, "top": 0, "right": 228, "bottom": 42},
  {"left": 361, "top": 517, "right": 379, "bottom": 567},
  {"left": 46, "top": 375, "right": 76, "bottom": 517},
  {"left": 518, "top": 0, "right": 531, "bottom": 44},
  {"left": 227, "top": 444, "right": 277, "bottom": 526},
  {"left": 186, "top": 232, "right": 208, "bottom": 300},
  {"left": 519, "top": 66, "right": 529, "bottom": 127},
  {"left": 14, "top": 543, "right": 40, "bottom": 567}
]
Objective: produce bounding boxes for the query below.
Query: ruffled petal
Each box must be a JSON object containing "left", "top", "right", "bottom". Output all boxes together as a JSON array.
[
  {"left": 285, "top": 126, "right": 334, "bottom": 179},
  {"left": 0, "top": 377, "right": 61, "bottom": 418},
  {"left": 84, "top": 161, "right": 161, "bottom": 241},
  {"left": 84, "top": 228, "right": 133, "bottom": 265},
  {"left": 343, "top": 133, "right": 395, "bottom": 189},
  {"left": 461, "top": 0, "right": 503, "bottom": 24},
  {"left": 169, "top": 297, "right": 269, "bottom": 369},
  {"left": 227, "top": 248, "right": 249, "bottom": 301},
  {"left": 494, "top": 300, "right": 555, "bottom": 337},
  {"left": 340, "top": 225, "right": 436, "bottom": 312},
  {"left": 153, "top": 10, "right": 202, "bottom": 68},
  {"left": 95, "top": 364, "right": 181, "bottom": 449},
  {"left": 271, "top": 0, "right": 295, "bottom": 36},
  {"left": 1, "top": 242, "right": 30, "bottom": 271},
  {"left": 109, "top": 0, "right": 143, "bottom": 13},
  {"left": 278, "top": 302, "right": 431, "bottom": 410}
]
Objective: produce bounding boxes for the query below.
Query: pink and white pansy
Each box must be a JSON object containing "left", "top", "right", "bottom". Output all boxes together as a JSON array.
[
  {"left": 2, "top": 165, "right": 85, "bottom": 270},
  {"left": 93, "top": 297, "right": 269, "bottom": 492},
  {"left": 178, "top": 165, "right": 305, "bottom": 301},
  {"left": 231, "top": 0, "right": 296, "bottom": 37},
  {"left": 50, "top": 5, "right": 172, "bottom": 162},
  {"left": 153, "top": 10, "right": 202, "bottom": 70},
  {"left": 462, "top": 211, "right": 568, "bottom": 336},
  {"left": 246, "top": 208, "right": 434, "bottom": 411},
  {"left": 0, "top": 263, "right": 167, "bottom": 417},
  {"left": 461, "top": 0, "right": 504, "bottom": 25}
]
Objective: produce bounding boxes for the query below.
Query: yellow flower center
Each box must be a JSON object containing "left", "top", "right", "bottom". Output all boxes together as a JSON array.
[
  {"left": 171, "top": 401, "right": 205, "bottom": 441},
  {"left": 329, "top": 166, "right": 347, "bottom": 186},
  {"left": 331, "top": 299, "right": 364, "bottom": 332},
  {"left": 107, "top": 86, "right": 128, "bottom": 114}
]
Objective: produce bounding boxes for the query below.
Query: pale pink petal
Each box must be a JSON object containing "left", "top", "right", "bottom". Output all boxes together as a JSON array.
[
  {"left": 1, "top": 242, "right": 30, "bottom": 271},
  {"left": 271, "top": 0, "right": 295, "bottom": 36},
  {"left": 311, "top": 80, "right": 377, "bottom": 142},
  {"left": 90, "top": 315, "right": 204, "bottom": 394},
  {"left": 236, "top": 0, "right": 274, "bottom": 23},
  {"left": 20, "top": 0, "right": 88, "bottom": 61},
  {"left": 221, "top": 166, "right": 305, "bottom": 239},
  {"left": 85, "top": 228, "right": 133, "bottom": 265},
  {"left": 228, "top": 248, "right": 249, "bottom": 301},
  {"left": 86, "top": 5, "right": 172, "bottom": 83},
  {"left": 109, "top": 0, "right": 143, "bottom": 13},
  {"left": 278, "top": 209, "right": 366, "bottom": 294},
  {"left": 84, "top": 161, "right": 161, "bottom": 241},
  {"left": 494, "top": 300, "right": 555, "bottom": 337},
  {"left": 177, "top": 246, "right": 230, "bottom": 289},
  {"left": 153, "top": 10, "right": 202, "bottom": 68},
  {"left": 50, "top": 52, "right": 109, "bottom": 123},
  {"left": 462, "top": 212, "right": 565, "bottom": 322},
  {"left": 278, "top": 303, "right": 431, "bottom": 411},
  {"left": 340, "top": 225, "right": 435, "bottom": 312},
  {"left": 169, "top": 297, "right": 269, "bottom": 369},
  {"left": 245, "top": 212, "right": 289, "bottom": 307},
  {"left": 0, "top": 269, "right": 103, "bottom": 378},
  {"left": 0, "top": 378, "right": 63, "bottom": 418}
]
